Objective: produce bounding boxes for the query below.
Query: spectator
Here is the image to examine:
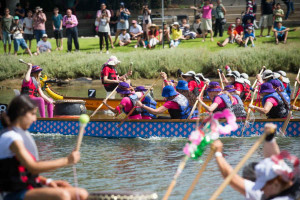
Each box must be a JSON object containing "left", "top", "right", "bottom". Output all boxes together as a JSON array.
[
  {"left": 246, "top": 0, "right": 258, "bottom": 28},
  {"left": 63, "top": 9, "right": 79, "bottom": 52},
  {"left": 159, "top": 23, "right": 170, "bottom": 44},
  {"left": 232, "top": 17, "right": 244, "bottom": 37},
  {"left": 113, "top": 2, "right": 130, "bottom": 44},
  {"left": 10, "top": 16, "right": 32, "bottom": 56},
  {"left": 23, "top": 10, "right": 34, "bottom": 51},
  {"left": 1, "top": 8, "right": 13, "bottom": 54},
  {"left": 52, "top": 7, "right": 63, "bottom": 51},
  {"left": 109, "top": 9, "right": 118, "bottom": 36},
  {"left": 193, "top": 15, "right": 203, "bottom": 38},
  {"left": 32, "top": 6, "right": 46, "bottom": 43},
  {"left": 96, "top": 3, "right": 114, "bottom": 49},
  {"left": 283, "top": 0, "right": 294, "bottom": 20},
  {"left": 95, "top": 9, "right": 110, "bottom": 54},
  {"left": 180, "top": 18, "right": 196, "bottom": 40},
  {"left": 147, "top": 24, "right": 159, "bottom": 48},
  {"left": 34, "top": 34, "right": 51, "bottom": 55},
  {"left": 201, "top": 0, "right": 214, "bottom": 42},
  {"left": 260, "top": 0, "right": 275, "bottom": 37},
  {"left": 273, "top": 22, "right": 289, "bottom": 44},
  {"left": 141, "top": 3, "right": 151, "bottom": 33},
  {"left": 273, "top": 3, "right": 284, "bottom": 25},
  {"left": 214, "top": 0, "right": 226, "bottom": 37},
  {"left": 129, "top": 20, "right": 145, "bottom": 48},
  {"left": 244, "top": 26, "right": 255, "bottom": 47},
  {"left": 170, "top": 22, "right": 182, "bottom": 48},
  {"left": 14, "top": 3, "right": 25, "bottom": 24},
  {"left": 217, "top": 24, "right": 239, "bottom": 47},
  {"left": 118, "top": 29, "right": 131, "bottom": 46}
]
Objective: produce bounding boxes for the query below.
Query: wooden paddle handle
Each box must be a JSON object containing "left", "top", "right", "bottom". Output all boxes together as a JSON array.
[
  {"left": 187, "top": 85, "right": 207, "bottom": 120},
  {"left": 90, "top": 86, "right": 118, "bottom": 118},
  {"left": 183, "top": 149, "right": 215, "bottom": 200},
  {"left": 75, "top": 124, "right": 87, "bottom": 151},
  {"left": 209, "top": 133, "right": 267, "bottom": 200},
  {"left": 241, "top": 87, "right": 258, "bottom": 135},
  {"left": 217, "top": 69, "right": 224, "bottom": 89},
  {"left": 244, "top": 66, "right": 265, "bottom": 102}
]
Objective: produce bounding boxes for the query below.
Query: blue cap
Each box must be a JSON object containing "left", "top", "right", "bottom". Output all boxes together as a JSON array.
[
  {"left": 176, "top": 80, "right": 189, "bottom": 91},
  {"left": 162, "top": 85, "right": 177, "bottom": 98}
]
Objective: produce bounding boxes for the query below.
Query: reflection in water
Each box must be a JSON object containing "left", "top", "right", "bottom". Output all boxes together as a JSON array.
[{"left": 35, "top": 134, "right": 300, "bottom": 200}]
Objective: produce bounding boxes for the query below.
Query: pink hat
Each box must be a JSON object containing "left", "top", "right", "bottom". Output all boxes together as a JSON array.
[{"left": 132, "top": 20, "right": 137, "bottom": 24}]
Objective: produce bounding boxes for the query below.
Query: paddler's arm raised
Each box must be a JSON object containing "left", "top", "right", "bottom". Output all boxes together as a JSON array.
[
  {"left": 10, "top": 140, "right": 80, "bottom": 174},
  {"left": 249, "top": 102, "right": 272, "bottom": 114},
  {"left": 136, "top": 101, "right": 168, "bottom": 115},
  {"left": 263, "top": 123, "right": 280, "bottom": 158},
  {"left": 24, "top": 63, "right": 33, "bottom": 82}
]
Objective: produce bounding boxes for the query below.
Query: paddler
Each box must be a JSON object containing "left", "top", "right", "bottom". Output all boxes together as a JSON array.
[
  {"left": 249, "top": 82, "right": 290, "bottom": 118},
  {"left": 135, "top": 86, "right": 157, "bottom": 119},
  {"left": 21, "top": 63, "right": 54, "bottom": 118},
  {"left": 240, "top": 73, "right": 252, "bottom": 100},
  {"left": 198, "top": 82, "right": 234, "bottom": 113},
  {"left": 276, "top": 70, "right": 291, "bottom": 97},
  {"left": 100, "top": 56, "right": 132, "bottom": 99},
  {"left": 103, "top": 82, "right": 142, "bottom": 119},
  {"left": 0, "top": 95, "right": 88, "bottom": 200},
  {"left": 223, "top": 85, "right": 247, "bottom": 119},
  {"left": 226, "top": 70, "right": 247, "bottom": 98},
  {"left": 136, "top": 85, "right": 191, "bottom": 119},
  {"left": 196, "top": 73, "right": 210, "bottom": 99},
  {"left": 181, "top": 71, "right": 201, "bottom": 96}
]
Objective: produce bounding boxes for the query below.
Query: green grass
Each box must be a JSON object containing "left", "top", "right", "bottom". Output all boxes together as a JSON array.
[{"left": 0, "top": 28, "right": 300, "bottom": 81}]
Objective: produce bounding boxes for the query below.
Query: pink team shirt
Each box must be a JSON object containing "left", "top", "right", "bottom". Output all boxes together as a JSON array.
[
  {"left": 163, "top": 101, "right": 180, "bottom": 110},
  {"left": 117, "top": 97, "right": 142, "bottom": 119},
  {"left": 232, "top": 96, "right": 239, "bottom": 105},
  {"left": 265, "top": 97, "right": 279, "bottom": 107},
  {"left": 202, "top": 4, "right": 213, "bottom": 19},
  {"left": 63, "top": 15, "right": 78, "bottom": 28},
  {"left": 213, "top": 96, "right": 226, "bottom": 108}
]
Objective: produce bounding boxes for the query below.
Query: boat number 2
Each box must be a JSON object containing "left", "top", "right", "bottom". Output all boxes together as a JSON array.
[{"left": 88, "top": 89, "right": 96, "bottom": 98}]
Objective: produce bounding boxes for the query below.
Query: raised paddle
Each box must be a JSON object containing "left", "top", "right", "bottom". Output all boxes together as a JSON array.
[
  {"left": 117, "top": 76, "right": 160, "bottom": 128},
  {"left": 280, "top": 88, "right": 300, "bottom": 136},
  {"left": 209, "top": 125, "right": 276, "bottom": 200},
  {"left": 90, "top": 86, "right": 118, "bottom": 118},
  {"left": 217, "top": 69, "right": 224, "bottom": 89},
  {"left": 241, "top": 86, "right": 258, "bottom": 135},
  {"left": 186, "top": 84, "right": 207, "bottom": 121},
  {"left": 244, "top": 66, "right": 265, "bottom": 102},
  {"left": 75, "top": 114, "right": 90, "bottom": 151},
  {"left": 19, "top": 59, "right": 29, "bottom": 65},
  {"left": 291, "top": 68, "right": 300, "bottom": 99}
]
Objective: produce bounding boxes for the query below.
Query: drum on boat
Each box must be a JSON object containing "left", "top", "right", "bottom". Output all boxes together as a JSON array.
[
  {"left": 88, "top": 191, "right": 158, "bottom": 200},
  {"left": 54, "top": 100, "right": 86, "bottom": 118}
]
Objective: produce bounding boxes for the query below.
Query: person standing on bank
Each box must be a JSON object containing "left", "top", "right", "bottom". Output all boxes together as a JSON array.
[
  {"left": 52, "top": 7, "right": 63, "bottom": 51},
  {"left": 95, "top": 9, "right": 110, "bottom": 54},
  {"left": 113, "top": 2, "right": 130, "bottom": 44},
  {"left": 32, "top": 6, "right": 46, "bottom": 43},
  {"left": 1, "top": 8, "right": 14, "bottom": 55},
  {"left": 141, "top": 3, "right": 152, "bottom": 36},
  {"left": 214, "top": 0, "right": 226, "bottom": 38},
  {"left": 201, "top": 0, "right": 214, "bottom": 42},
  {"left": 63, "top": 9, "right": 79, "bottom": 52}
]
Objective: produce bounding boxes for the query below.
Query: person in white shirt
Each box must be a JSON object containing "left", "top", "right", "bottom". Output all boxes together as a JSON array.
[
  {"left": 34, "top": 34, "right": 51, "bottom": 55},
  {"left": 129, "top": 20, "right": 145, "bottom": 48},
  {"left": 212, "top": 123, "right": 281, "bottom": 200},
  {"left": 141, "top": 3, "right": 152, "bottom": 33},
  {"left": 118, "top": 29, "right": 131, "bottom": 46},
  {"left": 23, "top": 10, "right": 34, "bottom": 50}
]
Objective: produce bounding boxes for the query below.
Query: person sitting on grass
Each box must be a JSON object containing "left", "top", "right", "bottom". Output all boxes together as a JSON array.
[
  {"left": 10, "top": 16, "right": 32, "bottom": 56},
  {"left": 147, "top": 24, "right": 159, "bottom": 48},
  {"left": 0, "top": 95, "right": 89, "bottom": 200},
  {"left": 244, "top": 26, "right": 255, "bottom": 47},
  {"left": 159, "top": 23, "right": 170, "bottom": 44},
  {"left": 118, "top": 29, "right": 131, "bottom": 46},
  {"left": 34, "top": 34, "right": 51, "bottom": 55},
  {"left": 217, "top": 24, "right": 240, "bottom": 47},
  {"left": 129, "top": 20, "right": 145, "bottom": 49},
  {"left": 180, "top": 18, "right": 196, "bottom": 40},
  {"left": 170, "top": 22, "right": 182, "bottom": 48},
  {"left": 192, "top": 15, "right": 203, "bottom": 38},
  {"left": 273, "top": 22, "right": 289, "bottom": 44}
]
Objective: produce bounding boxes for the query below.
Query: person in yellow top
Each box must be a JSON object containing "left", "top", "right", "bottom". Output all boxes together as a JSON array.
[{"left": 170, "top": 22, "right": 182, "bottom": 48}]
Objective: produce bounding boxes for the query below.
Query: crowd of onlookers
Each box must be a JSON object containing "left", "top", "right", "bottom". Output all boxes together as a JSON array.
[{"left": 0, "top": 0, "right": 296, "bottom": 55}]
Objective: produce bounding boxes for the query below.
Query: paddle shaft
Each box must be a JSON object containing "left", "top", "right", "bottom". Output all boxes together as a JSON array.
[
  {"left": 291, "top": 68, "right": 300, "bottom": 99},
  {"left": 117, "top": 76, "right": 160, "bottom": 128},
  {"left": 183, "top": 149, "right": 215, "bottom": 200},
  {"left": 244, "top": 66, "right": 265, "bottom": 102},
  {"left": 209, "top": 133, "right": 267, "bottom": 200},
  {"left": 217, "top": 70, "right": 224, "bottom": 89},
  {"left": 241, "top": 87, "right": 258, "bottom": 135},
  {"left": 90, "top": 86, "right": 118, "bottom": 118},
  {"left": 75, "top": 123, "right": 87, "bottom": 151},
  {"left": 186, "top": 85, "right": 207, "bottom": 120}
]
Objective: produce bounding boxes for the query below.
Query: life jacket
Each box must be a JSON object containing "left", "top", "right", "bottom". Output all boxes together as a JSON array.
[
  {"left": 0, "top": 127, "right": 42, "bottom": 192},
  {"left": 122, "top": 94, "right": 142, "bottom": 116},
  {"left": 141, "top": 94, "right": 157, "bottom": 119},
  {"left": 189, "top": 80, "right": 200, "bottom": 97},
  {"left": 213, "top": 94, "right": 233, "bottom": 113},
  {"left": 240, "top": 82, "right": 251, "bottom": 100},
  {"left": 168, "top": 94, "right": 191, "bottom": 119},
  {"left": 266, "top": 177, "right": 300, "bottom": 200},
  {"left": 232, "top": 95, "right": 247, "bottom": 118},
  {"left": 100, "top": 64, "right": 119, "bottom": 92},
  {"left": 21, "top": 77, "right": 39, "bottom": 97},
  {"left": 262, "top": 92, "right": 290, "bottom": 119}
]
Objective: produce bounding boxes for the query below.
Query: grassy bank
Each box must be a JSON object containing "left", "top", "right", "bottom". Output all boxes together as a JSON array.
[{"left": 0, "top": 28, "right": 299, "bottom": 80}]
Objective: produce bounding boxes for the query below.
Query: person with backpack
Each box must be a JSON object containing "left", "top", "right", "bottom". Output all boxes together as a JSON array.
[{"left": 113, "top": 2, "right": 130, "bottom": 44}]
